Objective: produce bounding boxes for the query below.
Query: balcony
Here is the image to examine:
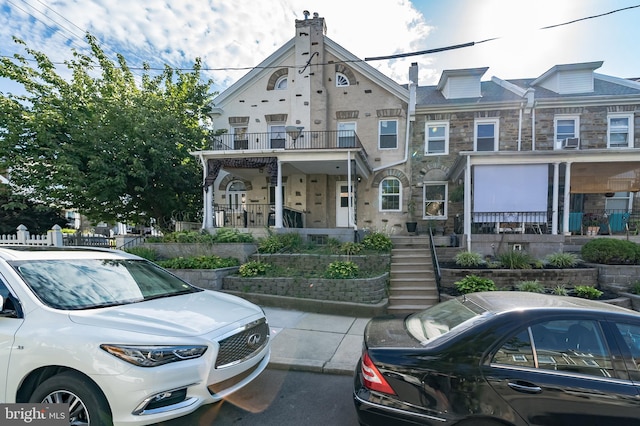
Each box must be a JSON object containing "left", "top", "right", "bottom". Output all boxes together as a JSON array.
[{"left": 209, "top": 131, "right": 363, "bottom": 151}]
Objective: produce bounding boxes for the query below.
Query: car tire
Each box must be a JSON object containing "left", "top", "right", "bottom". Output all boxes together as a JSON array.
[{"left": 29, "top": 371, "right": 113, "bottom": 426}]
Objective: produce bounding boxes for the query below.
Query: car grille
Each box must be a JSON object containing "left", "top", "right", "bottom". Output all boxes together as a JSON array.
[{"left": 215, "top": 318, "right": 269, "bottom": 368}]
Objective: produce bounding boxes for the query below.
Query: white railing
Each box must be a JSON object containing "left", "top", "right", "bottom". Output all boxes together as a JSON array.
[{"left": 0, "top": 224, "right": 64, "bottom": 247}]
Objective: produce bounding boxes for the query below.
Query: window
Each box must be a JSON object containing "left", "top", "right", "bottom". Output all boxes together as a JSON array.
[
  {"left": 614, "top": 322, "right": 640, "bottom": 372},
  {"left": 379, "top": 178, "right": 401, "bottom": 211},
  {"left": 423, "top": 183, "right": 447, "bottom": 219},
  {"left": 336, "top": 72, "right": 350, "bottom": 87},
  {"left": 269, "top": 124, "right": 286, "bottom": 148},
  {"left": 493, "top": 320, "right": 614, "bottom": 378},
  {"left": 379, "top": 120, "right": 398, "bottom": 149},
  {"left": 605, "top": 192, "right": 631, "bottom": 213},
  {"left": 425, "top": 122, "right": 449, "bottom": 155},
  {"left": 275, "top": 76, "right": 288, "bottom": 90},
  {"left": 554, "top": 115, "right": 580, "bottom": 149},
  {"left": 608, "top": 114, "right": 633, "bottom": 148},
  {"left": 475, "top": 119, "right": 499, "bottom": 151},
  {"left": 232, "top": 126, "right": 248, "bottom": 150},
  {"left": 338, "top": 122, "right": 356, "bottom": 147}
]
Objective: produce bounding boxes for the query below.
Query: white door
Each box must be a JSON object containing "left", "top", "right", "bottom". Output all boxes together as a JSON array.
[
  {"left": 338, "top": 122, "right": 356, "bottom": 147},
  {"left": 336, "top": 181, "right": 353, "bottom": 227}
]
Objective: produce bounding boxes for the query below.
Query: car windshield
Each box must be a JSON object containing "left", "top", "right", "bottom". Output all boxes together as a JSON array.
[
  {"left": 406, "top": 297, "right": 485, "bottom": 345},
  {"left": 11, "top": 259, "right": 201, "bottom": 310}
]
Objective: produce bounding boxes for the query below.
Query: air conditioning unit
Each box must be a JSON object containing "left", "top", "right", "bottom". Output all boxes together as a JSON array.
[{"left": 562, "top": 137, "right": 580, "bottom": 149}]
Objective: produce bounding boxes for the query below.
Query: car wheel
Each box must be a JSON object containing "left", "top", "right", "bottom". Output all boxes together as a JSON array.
[{"left": 29, "top": 371, "right": 113, "bottom": 426}]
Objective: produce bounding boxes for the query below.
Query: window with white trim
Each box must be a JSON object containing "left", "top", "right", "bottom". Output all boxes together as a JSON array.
[
  {"left": 269, "top": 124, "right": 286, "bottom": 149},
  {"left": 608, "top": 113, "right": 633, "bottom": 148},
  {"left": 422, "top": 183, "right": 447, "bottom": 219},
  {"left": 338, "top": 122, "right": 356, "bottom": 147},
  {"left": 379, "top": 177, "right": 401, "bottom": 211},
  {"left": 425, "top": 121, "right": 449, "bottom": 155},
  {"left": 275, "top": 76, "right": 288, "bottom": 90},
  {"left": 554, "top": 115, "right": 580, "bottom": 149},
  {"left": 605, "top": 192, "right": 632, "bottom": 213},
  {"left": 475, "top": 119, "right": 499, "bottom": 151},
  {"left": 232, "top": 126, "right": 248, "bottom": 150},
  {"left": 379, "top": 120, "right": 398, "bottom": 149},
  {"left": 336, "top": 72, "right": 350, "bottom": 87}
]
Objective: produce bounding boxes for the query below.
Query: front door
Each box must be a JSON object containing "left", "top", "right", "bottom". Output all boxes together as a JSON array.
[{"left": 336, "top": 182, "right": 353, "bottom": 227}]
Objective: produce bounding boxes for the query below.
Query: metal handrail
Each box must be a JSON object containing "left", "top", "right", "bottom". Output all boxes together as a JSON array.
[
  {"left": 428, "top": 227, "right": 442, "bottom": 302},
  {"left": 209, "top": 130, "right": 363, "bottom": 151}
]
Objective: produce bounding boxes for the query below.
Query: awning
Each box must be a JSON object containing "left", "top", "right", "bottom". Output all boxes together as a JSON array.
[{"left": 571, "top": 162, "right": 640, "bottom": 193}]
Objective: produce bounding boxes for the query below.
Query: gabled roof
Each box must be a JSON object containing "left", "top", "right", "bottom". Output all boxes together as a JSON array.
[
  {"left": 530, "top": 61, "right": 603, "bottom": 87},
  {"left": 212, "top": 36, "right": 409, "bottom": 107}
]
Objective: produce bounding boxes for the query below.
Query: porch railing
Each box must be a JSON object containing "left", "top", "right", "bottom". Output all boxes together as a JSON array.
[
  {"left": 209, "top": 131, "right": 363, "bottom": 151},
  {"left": 214, "top": 204, "right": 304, "bottom": 228}
]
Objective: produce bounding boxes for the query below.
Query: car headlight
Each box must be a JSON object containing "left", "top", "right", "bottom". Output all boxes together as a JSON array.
[{"left": 100, "top": 344, "right": 208, "bottom": 367}]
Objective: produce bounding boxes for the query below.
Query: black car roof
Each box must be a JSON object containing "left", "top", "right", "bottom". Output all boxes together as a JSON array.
[{"left": 464, "top": 291, "right": 637, "bottom": 316}]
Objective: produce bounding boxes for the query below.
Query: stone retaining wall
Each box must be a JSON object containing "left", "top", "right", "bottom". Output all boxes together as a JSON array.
[
  {"left": 440, "top": 268, "right": 598, "bottom": 293},
  {"left": 594, "top": 264, "right": 640, "bottom": 293},
  {"left": 168, "top": 267, "right": 239, "bottom": 291},
  {"left": 223, "top": 273, "right": 388, "bottom": 304},
  {"left": 142, "top": 243, "right": 257, "bottom": 262},
  {"left": 249, "top": 253, "right": 390, "bottom": 274}
]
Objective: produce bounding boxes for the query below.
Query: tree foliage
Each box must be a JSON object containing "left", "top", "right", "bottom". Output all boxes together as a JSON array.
[
  {"left": 0, "top": 35, "right": 215, "bottom": 230},
  {"left": 0, "top": 184, "right": 67, "bottom": 234}
]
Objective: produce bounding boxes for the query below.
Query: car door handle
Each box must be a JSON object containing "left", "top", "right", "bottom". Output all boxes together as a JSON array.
[{"left": 507, "top": 381, "right": 542, "bottom": 394}]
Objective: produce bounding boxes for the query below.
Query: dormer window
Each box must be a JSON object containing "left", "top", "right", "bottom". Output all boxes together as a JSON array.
[
  {"left": 336, "top": 72, "right": 350, "bottom": 87},
  {"left": 275, "top": 76, "right": 288, "bottom": 90}
]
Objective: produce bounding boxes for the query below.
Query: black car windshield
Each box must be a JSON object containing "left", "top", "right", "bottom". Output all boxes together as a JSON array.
[
  {"left": 406, "top": 297, "right": 485, "bottom": 345},
  {"left": 11, "top": 259, "right": 201, "bottom": 310}
]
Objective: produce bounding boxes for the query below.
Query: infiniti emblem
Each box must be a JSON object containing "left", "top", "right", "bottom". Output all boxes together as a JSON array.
[{"left": 247, "top": 333, "right": 262, "bottom": 348}]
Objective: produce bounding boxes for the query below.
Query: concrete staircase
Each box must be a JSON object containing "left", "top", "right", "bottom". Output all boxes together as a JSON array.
[{"left": 387, "top": 235, "right": 440, "bottom": 315}]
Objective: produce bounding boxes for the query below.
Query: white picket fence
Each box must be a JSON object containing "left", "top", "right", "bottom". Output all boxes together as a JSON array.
[{"left": 0, "top": 224, "right": 64, "bottom": 247}]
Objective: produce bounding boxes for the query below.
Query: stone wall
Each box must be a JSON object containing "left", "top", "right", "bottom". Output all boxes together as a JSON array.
[
  {"left": 168, "top": 267, "right": 239, "bottom": 291},
  {"left": 440, "top": 267, "right": 598, "bottom": 293},
  {"left": 223, "top": 273, "right": 388, "bottom": 304},
  {"left": 594, "top": 264, "right": 640, "bottom": 293},
  {"left": 141, "top": 242, "right": 257, "bottom": 262}
]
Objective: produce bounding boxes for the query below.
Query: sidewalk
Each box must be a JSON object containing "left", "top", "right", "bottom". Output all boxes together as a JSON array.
[{"left": 262, "top": 307, "right": 370, "bottom": 375}]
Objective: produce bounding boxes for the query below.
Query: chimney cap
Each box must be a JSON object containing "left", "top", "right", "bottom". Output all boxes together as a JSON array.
[
  {"left": 303, "top": 10, "right": 310, "bottom": 19},
  {"left": 313, "top": 12, "right": 319, "bottom": 18}
]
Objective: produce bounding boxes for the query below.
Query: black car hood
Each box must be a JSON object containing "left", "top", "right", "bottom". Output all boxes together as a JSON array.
[{"left": 365, "top": 315, "right": 423, "bottom": 349}]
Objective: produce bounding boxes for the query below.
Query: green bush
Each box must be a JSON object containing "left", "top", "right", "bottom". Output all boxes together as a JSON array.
[
  {"left": 498, "top": 251, "right": 534, "bottom": 269},
  {"left": 552, "top": 284, "right": 568, "bottom": 296},
  {"left": 574, "top": 285, "right": 603, "bottom": 300},
  {"left": 581, "top": 238, "right": 640, "bottom": 265},
  {"left": 238, "top": 261, "right": 271, "bottom": 277},
  {"left": 454, "top": 251, "right": 484, "bottom": 267},
  {"left": 125, "top": 246, "right": 158, "bottom": 261},
  {"left": 325, "top": 261, "right": 359, "bottom": 279},
  {"left": 258, "top": 232, "right": 304, "bottom": 253},
  {"left": 545, "top": 252, "right": 579, "bottom": 268},
  {"left": 258, "top": 235, "right": 285, "bottom": 253},
  {"left": 454, "top": 275, "right": 496, "bottom": 294},
  {"left": 340, "top": 242, "right": 363, "bottom": 256},
  {"left": 157, "top": 255, "right": 239, "bottom": 269},
  {"left": 630, "top": 281, "right": 640, "bottom": 295},
  {"left": 361, "top": 232, "right": 392, "bottom": 252},
  {"left": 516, "top": 280, "right": 545, "bottom": 293},
  {"left": 213, "top": 228, "right": 255, "bottom": 243},
  {"left": 145, "top": 228, "right": 254, "bottom": 244}
]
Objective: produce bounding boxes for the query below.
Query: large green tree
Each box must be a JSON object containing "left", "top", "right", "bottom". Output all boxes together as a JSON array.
[
  {"left": 0, "top": 184, "right": 67, "bottom": 234},
  {"left": 0, "top": 35, "right": 214, "bottom": 230}
]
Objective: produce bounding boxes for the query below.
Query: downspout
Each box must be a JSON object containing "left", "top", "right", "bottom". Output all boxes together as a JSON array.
[
  {"left": 347, "top": 150, "right": 356, "bottom": 230},
  {"left": 517, "top": 105, "right": 523, "bottom": 151},
  {"left": 464, "top": 155, "right": 472, "bottom": 251},
  {"left": 198, "top": 153, "right": 213, "bottom": 230}
]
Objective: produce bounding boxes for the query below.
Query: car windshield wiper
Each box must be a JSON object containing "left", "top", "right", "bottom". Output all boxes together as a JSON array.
[
  {"left": 143, "top": 289, "right": 197, "bottom": 301},
  {"left": 77, "top": 299, "right": 143, "bottom": 310}
]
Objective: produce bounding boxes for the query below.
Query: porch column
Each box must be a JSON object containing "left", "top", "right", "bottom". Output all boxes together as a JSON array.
[
  {"left": 552, "top": 162, "right": 560, "bottom": 235},
  {"left": 464, "top": 156, "right": 472, "bottom": 250},
  {"left": 275, "top": 160, "right": 283, "bottom": 228},
  {"left": 563, "top": 162, "right": 572, "bottom": 235},
  {"left": 204, "top": 186, "right": 214, "bottom": 229},
  {"left": 347, "top": 152, "right": 355, "bottom": 229}
]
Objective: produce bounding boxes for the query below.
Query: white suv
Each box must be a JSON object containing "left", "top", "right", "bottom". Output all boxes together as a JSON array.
[{"left": 0, "top": 246, "right": 270, "bottom": 425}]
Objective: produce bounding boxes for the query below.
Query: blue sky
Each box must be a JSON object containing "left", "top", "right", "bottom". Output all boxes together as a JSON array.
[{"left": 1, "top": 0, "right": 639, "bottom": 96}]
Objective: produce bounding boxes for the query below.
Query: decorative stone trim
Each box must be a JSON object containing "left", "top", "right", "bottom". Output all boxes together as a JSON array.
[
  {"left": 372, "top": 169, "right": 410, "bottom": 188},
  {"left": 266, "top": 68, "right": 288, "bottom": 90}
]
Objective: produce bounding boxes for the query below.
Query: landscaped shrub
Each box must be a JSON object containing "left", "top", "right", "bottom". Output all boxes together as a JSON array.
[
  {"left": 212, "top": 228, "right": 255, "bottom": 243},
  {"left": 581, "top": 238, "right": 640, "bottom": 264},
  {"left": 340, "top": 242, "right": 364, "bottom": 256},
  {"left": 630, "top": 281, "right": 640, "bottom": 295},
  {"left": 454, "top": 275, "right": 496, "bottom": 294},
  {"left": 516, "top": 280, "right": 545, "bottom": 293},
  {"left": 362, "top": 232, "right": 392, "bottom": 252},
  {"left": 545, "top": 252, "right": 579, "bottom": 268},
  {"left": 258, "top": 232, "right": 304, "bottom": 253},
  {"left": 125, "top": 246, "right": 158, "bottom": 261},
  {"left": 498, "top": 251, "right": 534, "bottom": 269},
  {"left": 239, "top": 261, "right": 272, "bottom": 277},
  {"left": 454, "top": 251, "right": 484, "bottom": 267},
  {"left": 325, "top": 261, "right": 359, "bottom": 279},
  {"left": 552, "top": 284, "right": 568, "bottom": 296},
  {"left": 145, "top": 228, "right": 254, "bottom": 244},
  {"left": 157, "top": 255, "right": 239, "bottom": 269},
  {"left": 574, "top": 285, "right": 603, "bottom": 300}
]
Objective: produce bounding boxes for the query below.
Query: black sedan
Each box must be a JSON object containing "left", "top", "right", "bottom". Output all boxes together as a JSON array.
[{"left": 353, "top": 291, "right": 640, "bottom": 426}]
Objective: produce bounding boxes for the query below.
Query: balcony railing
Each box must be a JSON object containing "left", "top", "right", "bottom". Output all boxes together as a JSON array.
[
  {"left": 214, "top": 204, "right": 304, "bottom": 228},
  {"left": 209, "top": 131, "right": 363, "bottom": 151}
]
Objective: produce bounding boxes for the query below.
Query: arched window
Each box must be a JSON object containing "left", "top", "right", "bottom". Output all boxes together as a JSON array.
[
  {"left": 379, "top": 177, "right": 401, "bottom": 211},
  {"left": 335, "top": 72, "right": 350, "bottom": 87},
  {"left": 275, "top": 76, "right": 288, "bottom": 90}
]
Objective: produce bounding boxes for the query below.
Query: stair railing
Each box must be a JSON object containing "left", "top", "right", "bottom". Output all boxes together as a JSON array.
[{"left": 427, "top": 227, "right": 442, "bottom": 302}]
